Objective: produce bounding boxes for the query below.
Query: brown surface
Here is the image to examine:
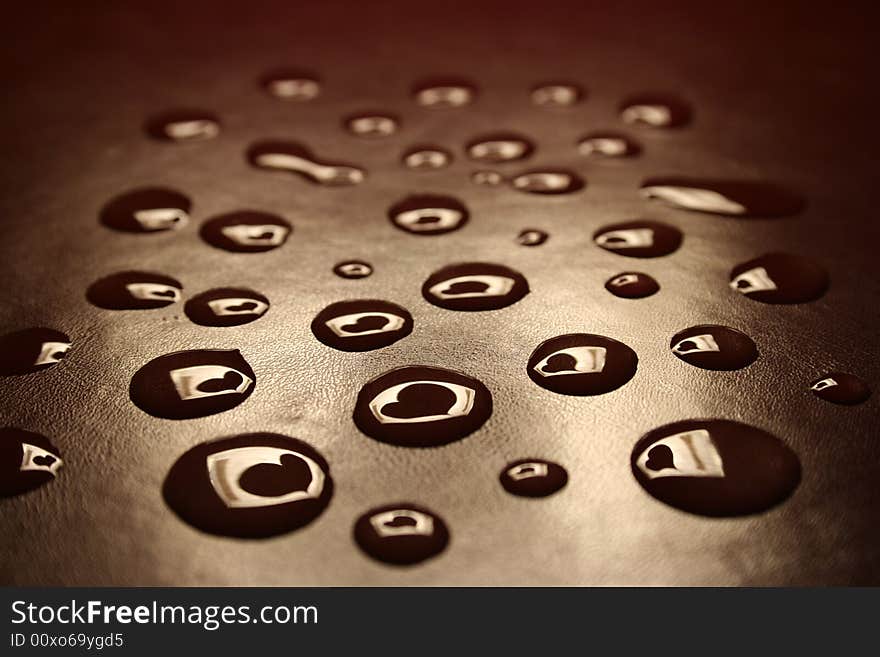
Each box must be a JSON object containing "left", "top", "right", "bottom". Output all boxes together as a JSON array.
[{"left": 1, "top": 1, "right": 878, "bottom": 585}]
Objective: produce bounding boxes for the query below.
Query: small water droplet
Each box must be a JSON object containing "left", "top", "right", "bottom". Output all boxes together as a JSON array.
[
  {"left": 517, "top": 229, "right": 548, "bottom": 246},
  {"left": 200, "top": 210, "right": 292, "bottom": 253},
  {"left": 810, "top": 372, "right": 871, "bottom": 405},
  {"left": 527, "top": 333, "right": 638, "bottom": 396},
  {"left": 412, "top": 77, "right": 477, "bottom": 108},
  {"left": 466, "top": 132, "right": 535, "bottom": 163},
  {"left": 578, "top": 132, "right": 641, "bottom": 158},
  {"left": 729, "top": 252, "right": 828, "bottom": 304},
  {"left": 640, "top": 177, "right": 805, "bottom": 217},
  {"left": 471, "top": 170, "right": 504, "bottom": 186},
  {"left": 509, "top": 169, "right": 584, "bottom": 195},
  {"left": 530, "top": 82, "right": 583, "bottom": 107},
  {"left": 100, "top": 188, "right": 191, "bottom": 233},
  {"left": 260, "top": 68, "right": 321, "bottom": 101},
  {"left": 353, "top": 366, "right": 493, "bottom": 447},
  {"left": 422, "top": 262, "right": 529, "bottom": 311},
  {"left": 311, "top": 300, "right": 413, "bottom": 352},
  {"left": 605, "top": 272, "right": 659, "bottom": 298},
  {"left": 0, "top": 328, "right": 71, "bottom": 376},
  {"left": 620, "top": 94, "right": 692, "bottom": 128},
  {"left": 246, "top": 140, "right": 365, "bottom": 186},
  {"left": 163, "top": 433, "right": 332, "bottom": 538},
  {"left": 388, "top": 195, "right": 469, "bottom": 236},
  {"left": 145, "top": 109, "right": 220, "bottom": 142},
  {"left": 631, "top": 419, "right": 801, "bottom": 517},
  {"left": 402, "top": 145, "right": 452, "bottom": 170},
  {"left": 184, "top": 288, "right": 270, "bottom": 327},
  {"left": 500, "top": 459, "right": 568, "bottom": 497},
  {"left": 670, "top": 325, "right": 758, "bottom": 371},
  {"left": 334, "top": 260, "right": 373, "bottom": 279},
  {"left": 594, "top": 220, "right": 682, "bottom": 258},
  {"left": 87, "top": 271, "right": 182, "bottom": 310},
  {"left": 344, "top": 112, "right": 400, "bottom": 138},
  {"left": 129, "top": 349, "right": 256, "bottom": 420},
  {"left": 354, "top": 503, "right": 449, "bottom": 565},
  {"left": 0, "top": 427, "right": 63, "bottom": 497}
]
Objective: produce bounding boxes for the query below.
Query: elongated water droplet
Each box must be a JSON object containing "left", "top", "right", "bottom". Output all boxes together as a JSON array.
[
  {"left": 246, "top": 140, "right": 365, "bottom": 186},
  {"left": 640, "top": 177, "right": 805, "bottom": 217},
  {"left": 145, "top": 109, "right": 220, "bottom": 142}
]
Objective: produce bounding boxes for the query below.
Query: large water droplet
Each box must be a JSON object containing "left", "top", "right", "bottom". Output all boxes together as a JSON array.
[
  {"left": 100, "top": 188, "right": 191, "bottom": 233},
  {"left": 527, "top": 333, "right": 638, "bottom": 396},
  {"left": 388, "top": 195, "right": 469, "bottom": 236},
  {"left": 810, "top": 372, "right": 871, "bottom": 405},
  {"left": 311, "top": 299, "right": 413, "bottom": 352},
  {"left": 466, "top": 132, "right": 535, "bottom": 163},
  {"left": 729, "top": 252, "right": 828, "bottom": 304},
  {"left": 412, "top": 77, "right": 477, "bottom": 108},
  {"left": 145, "top": 109, "right": 220, "bottom": 142},
  {"left": 640, "top": 177, "right": 805, "bottom": 217},
  {"left": 422, "top": 262, "right": 529, "bottom": 311},
  {"left": 0, "top": 427, "right": 63, "bottom": 497},
  {"left": 631, "top": 419, "right": 801, "bottom": 517},
  {"left": 605, "top": 272, "right": 659, "bottom": 298},
  {"left": 354, "top": 503, "right": 449, "bottom": 565},
  {"left": 670, "top": 325, "right": 758, "bottom": 371},
  {"left": 87, "top": 271, "right": 182, "bottom": 310},
  {"left": 593, "top": 220, "right": 682, "bottom": 258},
  {"left": 259, "top": 68, "right": 321, "bottom": 101},
  {"left": 200, "top": 210, "right": 292, "bottom": 253},
  {"left": 184, "top": 288, "right": 270, "bottom": 327},
  {"left": 620, "top": 94, "right": 692, "bottom": 128},
  {"left": 500, "top": 459, "right": 568, "bottom": 497},
  {"left": 246, "top": 140, "right": 365, "bottom": 186},
  {"left": 0, "top": 328, "right": 71, "bottom": 376}
]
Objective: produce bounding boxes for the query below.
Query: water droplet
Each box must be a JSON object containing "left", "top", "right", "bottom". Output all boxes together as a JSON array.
[
  {"left": 353, "top": 366, "right": 493, "bottom": 447},
  {"left": 246, "top": 140, "right": 365, "bottom": 186},
  {"left": 412, "top": 77, "right": 477, "bottom": 108},
  {"left": 531, "top": 82, "right": 583, "bottom": 107},
  {"left": 354, "top": 503, "right": 449, "bottom": 565},
  {"left": 466, "top": 132, "right": 535, "bottom": 163},
  {"left": 388, "top": 195, "right": 469, "bottom": 236},
  {"left": 0, "top": 427, "right": 63, "bottom": 497},
  {"left": 344, "top": 112, "right": 400, "bottom": 138},
  {"left": 631, "top": 419, "right": 801, "bottom": 517},
  {"left": 500, "top": 459, "right": 568, "bottom": 497},
  {"left": 402, "top": 145, "right": 452, "bottom": 170},
  {"left": 670, "top": 325, "right": 758, "bottom": 371},
  {"left": 200, "top": 211, "right": 292, "bottom": 253},
  {"left": 0, "top": 328, "right": 71, "bottom": 376},
  {"left": 509, "top": 169, "right": 585, "bottom": 195},
  {"left": 259, "top": 68, "right": 321, "bottom": 101},
  {"left": 100, "top": 187, "right": 191, "bottom": 233},
  {"left": 184, "top": 288, "right": 270, "bottom": 327},
  {"left": 422, "top": 262, "right": 529, "bottom": 311},
  {"left": 729, "top": 252, "right": 828, "bottom": 304},
  {"left": 334, "top": 260, "right": 373, "bottom": 279},
  {"left": 517, "top": 229, "right": 548, "bottom": 246},
  {"left": 163, "top": 433, "right": 332, "bottom": 538},
  {"left": 578, "top": 132, "right": 641, "bottom": 158},
  {"left": 87, "top": 271, "right": 182, "bottom": 310},
  {"left": 129, "top": 349, "right": 256, "bottom": 420},
  {"left": 605, "top": 272, "right": 659, "bottom": 298},
  {"left": 311, "top": 300, "right": 413, "bottom": 352},
  {"left": 640, "top": 177, "right": 805, "bottom": 217},
  {"left": 527, "top": 333, "right": 638, "bottom": 396},
  {"left": 810, "top": 372, "right": 871, "bottom": 405},
  {"left": 593, "top": 220, "right": 682, "bottom": 258},
  {"left": 620, "top": 94, "right": 692, "bottom": 128},
  {"left": 471, "top": 170, "right": 504, "bottom": 186},
  {"left": 145, "top": 109, "right": 220, "bottom": 142}
]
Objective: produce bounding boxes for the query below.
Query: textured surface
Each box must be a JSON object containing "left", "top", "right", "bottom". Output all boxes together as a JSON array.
[{"left": 1, "top": 1, "right": 878, "bottom": 586}]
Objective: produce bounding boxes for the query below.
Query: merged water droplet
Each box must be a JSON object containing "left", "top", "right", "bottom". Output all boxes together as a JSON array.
[
  {"left": 640, "top": 177, "right": 806, "bottom": 218},
  {"left": 145, "top": 109, "right": 220, "bottom": 142},
  {"left": 184, "top": 288, "right": 270, "bottom": 327},
  {"left": 311, "top": 299, "right": 413, "bottom": 352},
  {"left": 0, "top": 427, "right": 63, "bottom": 497},
  {"left": 670, "top": 325, "right": 758, "bottom": 371},
  {"left": 466, "top": 132, "right": 535, "bottom": 163},
  {"left": 605, "top": 272, "right": 659, "bottom": 298},
  {"left": 259, "top": 68, "right": 321, "bottom": 101},
  {"left": 422, "top": 262, "right": 530, "bottom": 311},
  {"left": 200, "top": 211, "right": 292, "bottom": 253},
  {"left": 87, "top": 271, "right": 182, "bottom": 310},
  {"left": 517, "top": 229, "right": 548, "bottom": 246},
  {"left": 344, "top": 112, "right": 400, "bottom": 138},
  {"left": 0, "top": 328, "right": 70, "bottom": 376},
  {"left": 500, "top": 459, "right": 568, "bottom": 497},
  {"left": 509, "top": 169, "right": 585, "bottom": 195},
  {"left": 412, "top": 77, "right": 477, "bottom": 108},
  {"left": 810, "top": 372, "right": 871, "bottom": 405},
  {"left": 527, "top": 333, "right": 638, "bottom": 396},
  {"left": 578, "top": 132, "right": 641, "bottom": 158},
  {"left": 334, "top": 260, "right": 373, "bottom": 279},
  {"left": 402, "top": 145, "right": 452, "bottom": 170},
  {"left": 100, "top": 187, "right": 191, "bottom": 233},
  {"left": 246, "top": 140, "right": 365, "bottom": 186},
  {"left": 129, "top": 349, "right": 256, "bottom": 420},
  {"left": 163, "top": 433, "right": 332, "bottom": 538},
  {"left": 593, "top": 220, "right": 682, "bottom": 258},
  {"left": 530, "top": 82, "right": 583, "bottom": 107},
  {"left": 631, "top": 419, "right": 801, "bottom": 517},
  {"left": 729, "top": 252, "right": 828, "bottom": 304},
  {"left": 353, "top": 365, "right": 493, "bottom": 447},
  {"left": 388, "top": 195, "right": 469, "bottom": 236},
  {"left": 619, "top": 94, "right": 692, "bottom": 128},
  {"left": 354, "top": 503, "right": 449, "bottom": 565}
]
